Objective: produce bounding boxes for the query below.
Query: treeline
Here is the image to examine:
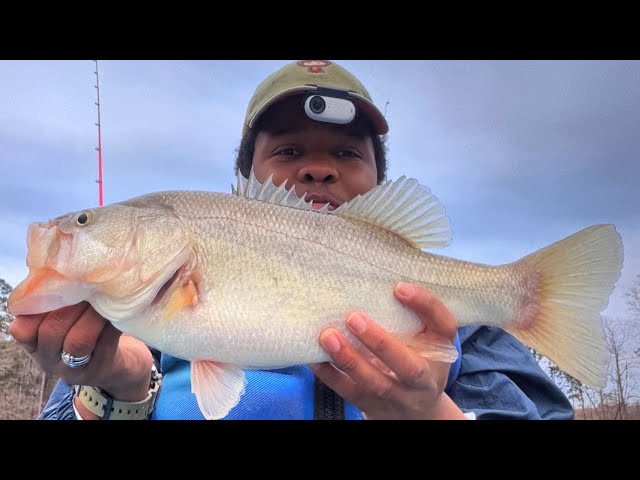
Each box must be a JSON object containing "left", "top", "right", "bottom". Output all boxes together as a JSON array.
[
  {"left": 0, "top": 278, "right": 58, "bottom": 419},
  {"left": 0, "top": 340, "right": 57, "bottom": 420}
]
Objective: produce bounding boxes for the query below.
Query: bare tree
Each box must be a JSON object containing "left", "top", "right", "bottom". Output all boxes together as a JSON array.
[
  {"left": 533, "top": 310, "right": 640, "bottom": 420},
  {"left": 0, "top": 278, "right": 58, "bottom": 419},
  {"left": 0, "top": 340, "right": 48, "bottom": 419},
  {"left": 582, "top": 386, "right": 606, "bottom": 419},
  {"left": 626, "top": 274, "right": 640, "bottom": 359},
  {"left": 0, "top": 278, "right": 13, "bottom": 337},
  {"left": 602, "top": 316, "right": 639, "bottom": 419},
  {"left": 626, "top": 273, "right": 640, "bottom": 321}
]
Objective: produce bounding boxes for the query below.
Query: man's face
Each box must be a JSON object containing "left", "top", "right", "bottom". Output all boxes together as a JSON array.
[{"left": 252, "top": 97, "right": 378, "bottom": 209}]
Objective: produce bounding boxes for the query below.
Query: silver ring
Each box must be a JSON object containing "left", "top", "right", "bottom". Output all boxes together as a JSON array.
[{"left": 60, "top": 350, "right": 92, "bottom": 368}]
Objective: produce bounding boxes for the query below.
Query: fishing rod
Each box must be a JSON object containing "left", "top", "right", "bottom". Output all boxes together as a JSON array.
[{"left": 94, "top": 60, "right": 104, "bottom": 207}]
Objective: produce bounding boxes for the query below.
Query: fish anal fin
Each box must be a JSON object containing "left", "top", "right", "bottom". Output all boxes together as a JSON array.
[
  {"left": 191, "top": 360, "right": 247, "bottom": 420},
  {"left": 407, "top": 332, "right": 459, "bottom": 364}
]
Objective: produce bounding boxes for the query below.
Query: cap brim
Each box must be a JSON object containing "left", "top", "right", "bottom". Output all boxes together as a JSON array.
[
  {"left": 349, "top": 92, "right": 389, "bottom": 135},
  {"left": 246, "top": 88, "right": 389, "bottom": 136}
]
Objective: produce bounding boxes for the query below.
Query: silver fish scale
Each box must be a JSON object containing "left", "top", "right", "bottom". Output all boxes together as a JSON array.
[{"left": 119, "top": 191, "right": 527, "bottom": 367}]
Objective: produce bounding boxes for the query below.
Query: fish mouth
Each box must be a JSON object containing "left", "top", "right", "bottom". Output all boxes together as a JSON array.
[
  {"left": 303, "top": 193, "right": 341, "bottom": 211},
  {"left": 8, "top": 268, "right": 94, "bottom": 316}
]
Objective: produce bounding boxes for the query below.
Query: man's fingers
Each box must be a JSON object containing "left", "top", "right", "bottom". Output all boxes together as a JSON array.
[
  {"left": 8, "top": 313, "right": 48, "bottom": 353},
  {"left": 61, "top": 306, "right": 108, "bottom": 361},
  {"left": 345, "top": 312, "right": 430, "bottom": 388},
  {"left": 394, "top": 283, "right": 458, "bottom": 341},
  {"left": 317, "top": 328, "right": 397, "bottom": 401},
  {"left": 36, "top": 303, "right": 91, "bottom": 362}
]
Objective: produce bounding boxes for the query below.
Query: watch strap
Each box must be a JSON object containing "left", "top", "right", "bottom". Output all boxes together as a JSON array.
[{"left": 75, "top": 366, "right": 162, "bottom": 420}]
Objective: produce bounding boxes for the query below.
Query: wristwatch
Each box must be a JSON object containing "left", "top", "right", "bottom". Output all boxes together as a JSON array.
[{"left": 74, "top": 364, "right": 162, "bottom": 420}]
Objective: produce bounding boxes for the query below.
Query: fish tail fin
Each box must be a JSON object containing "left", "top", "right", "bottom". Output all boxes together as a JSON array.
[{"left": 508, "top": 224, "right": 623, "bottom": 388}]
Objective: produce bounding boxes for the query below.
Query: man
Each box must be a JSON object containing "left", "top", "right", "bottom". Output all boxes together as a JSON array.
[{"left": 12, "top": 60, "right": 574, "bottom": 420}]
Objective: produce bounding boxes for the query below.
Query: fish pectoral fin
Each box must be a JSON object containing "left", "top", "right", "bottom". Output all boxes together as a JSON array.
[
  {"left": 191, "top": 360, "right": 246, "bottom": 420},
  {"left": 163, "top": 279, "right": 199, "bottom": 321},
  {"left": 407, "top": 332, "right": 459, "bottom": 364}
]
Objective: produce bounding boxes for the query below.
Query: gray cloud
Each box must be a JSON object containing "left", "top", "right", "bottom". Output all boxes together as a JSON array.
[{"left": 1, "top": 60, "right": 638, "bottom": 320}]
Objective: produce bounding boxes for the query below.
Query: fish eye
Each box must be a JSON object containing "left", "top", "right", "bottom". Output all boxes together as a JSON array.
[{"left": 76, "top": 211, "right": 93, "bottom": 226}]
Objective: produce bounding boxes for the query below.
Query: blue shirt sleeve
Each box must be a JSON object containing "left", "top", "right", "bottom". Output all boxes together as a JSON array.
[
  {"left": 447, "top": 326, "right": 574, "bottom": 420},
  {"left": 37, "top": 379, "right": 77, "bottom": 420}
]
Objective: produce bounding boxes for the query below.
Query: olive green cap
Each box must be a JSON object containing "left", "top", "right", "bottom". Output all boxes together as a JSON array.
[{"left": 243, "top": 60, "right": 389, "bottom": 136}]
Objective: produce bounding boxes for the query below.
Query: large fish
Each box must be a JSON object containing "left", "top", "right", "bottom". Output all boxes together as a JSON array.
[{"left": 8, "top": 171, "right": 623, "bottom": 419}]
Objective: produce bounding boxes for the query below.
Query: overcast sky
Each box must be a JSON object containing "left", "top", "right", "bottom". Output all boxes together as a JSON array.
[{"left": 0, "top": 60, "right": 638, "bottom": 321}]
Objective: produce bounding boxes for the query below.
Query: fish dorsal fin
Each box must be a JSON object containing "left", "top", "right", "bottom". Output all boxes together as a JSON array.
[
  {"left": 232, "top": 167, "right": 332, "bottom": 212},
  {"left": 232, "top": 168, "right": 452, "bottom": 249},
  {"left": 335, "top": 177, "right": 452, "bottom": 249}
]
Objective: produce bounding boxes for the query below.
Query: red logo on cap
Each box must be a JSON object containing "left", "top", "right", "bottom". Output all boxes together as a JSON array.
[{"left": 297, "top": 60, "right": 331, "bottom": 74}]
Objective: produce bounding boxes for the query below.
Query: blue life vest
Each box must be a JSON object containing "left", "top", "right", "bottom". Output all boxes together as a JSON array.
[{"left": 152, "top": 331, "right": 462, "bottom": 420}]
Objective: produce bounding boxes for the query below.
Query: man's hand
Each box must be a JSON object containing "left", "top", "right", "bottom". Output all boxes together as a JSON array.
[
  {"left": 309, "top": 283, "right": 467, "bottom": 420},
  {"left": 9, "top": 302, "right": 153, "bottom": 407}
]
